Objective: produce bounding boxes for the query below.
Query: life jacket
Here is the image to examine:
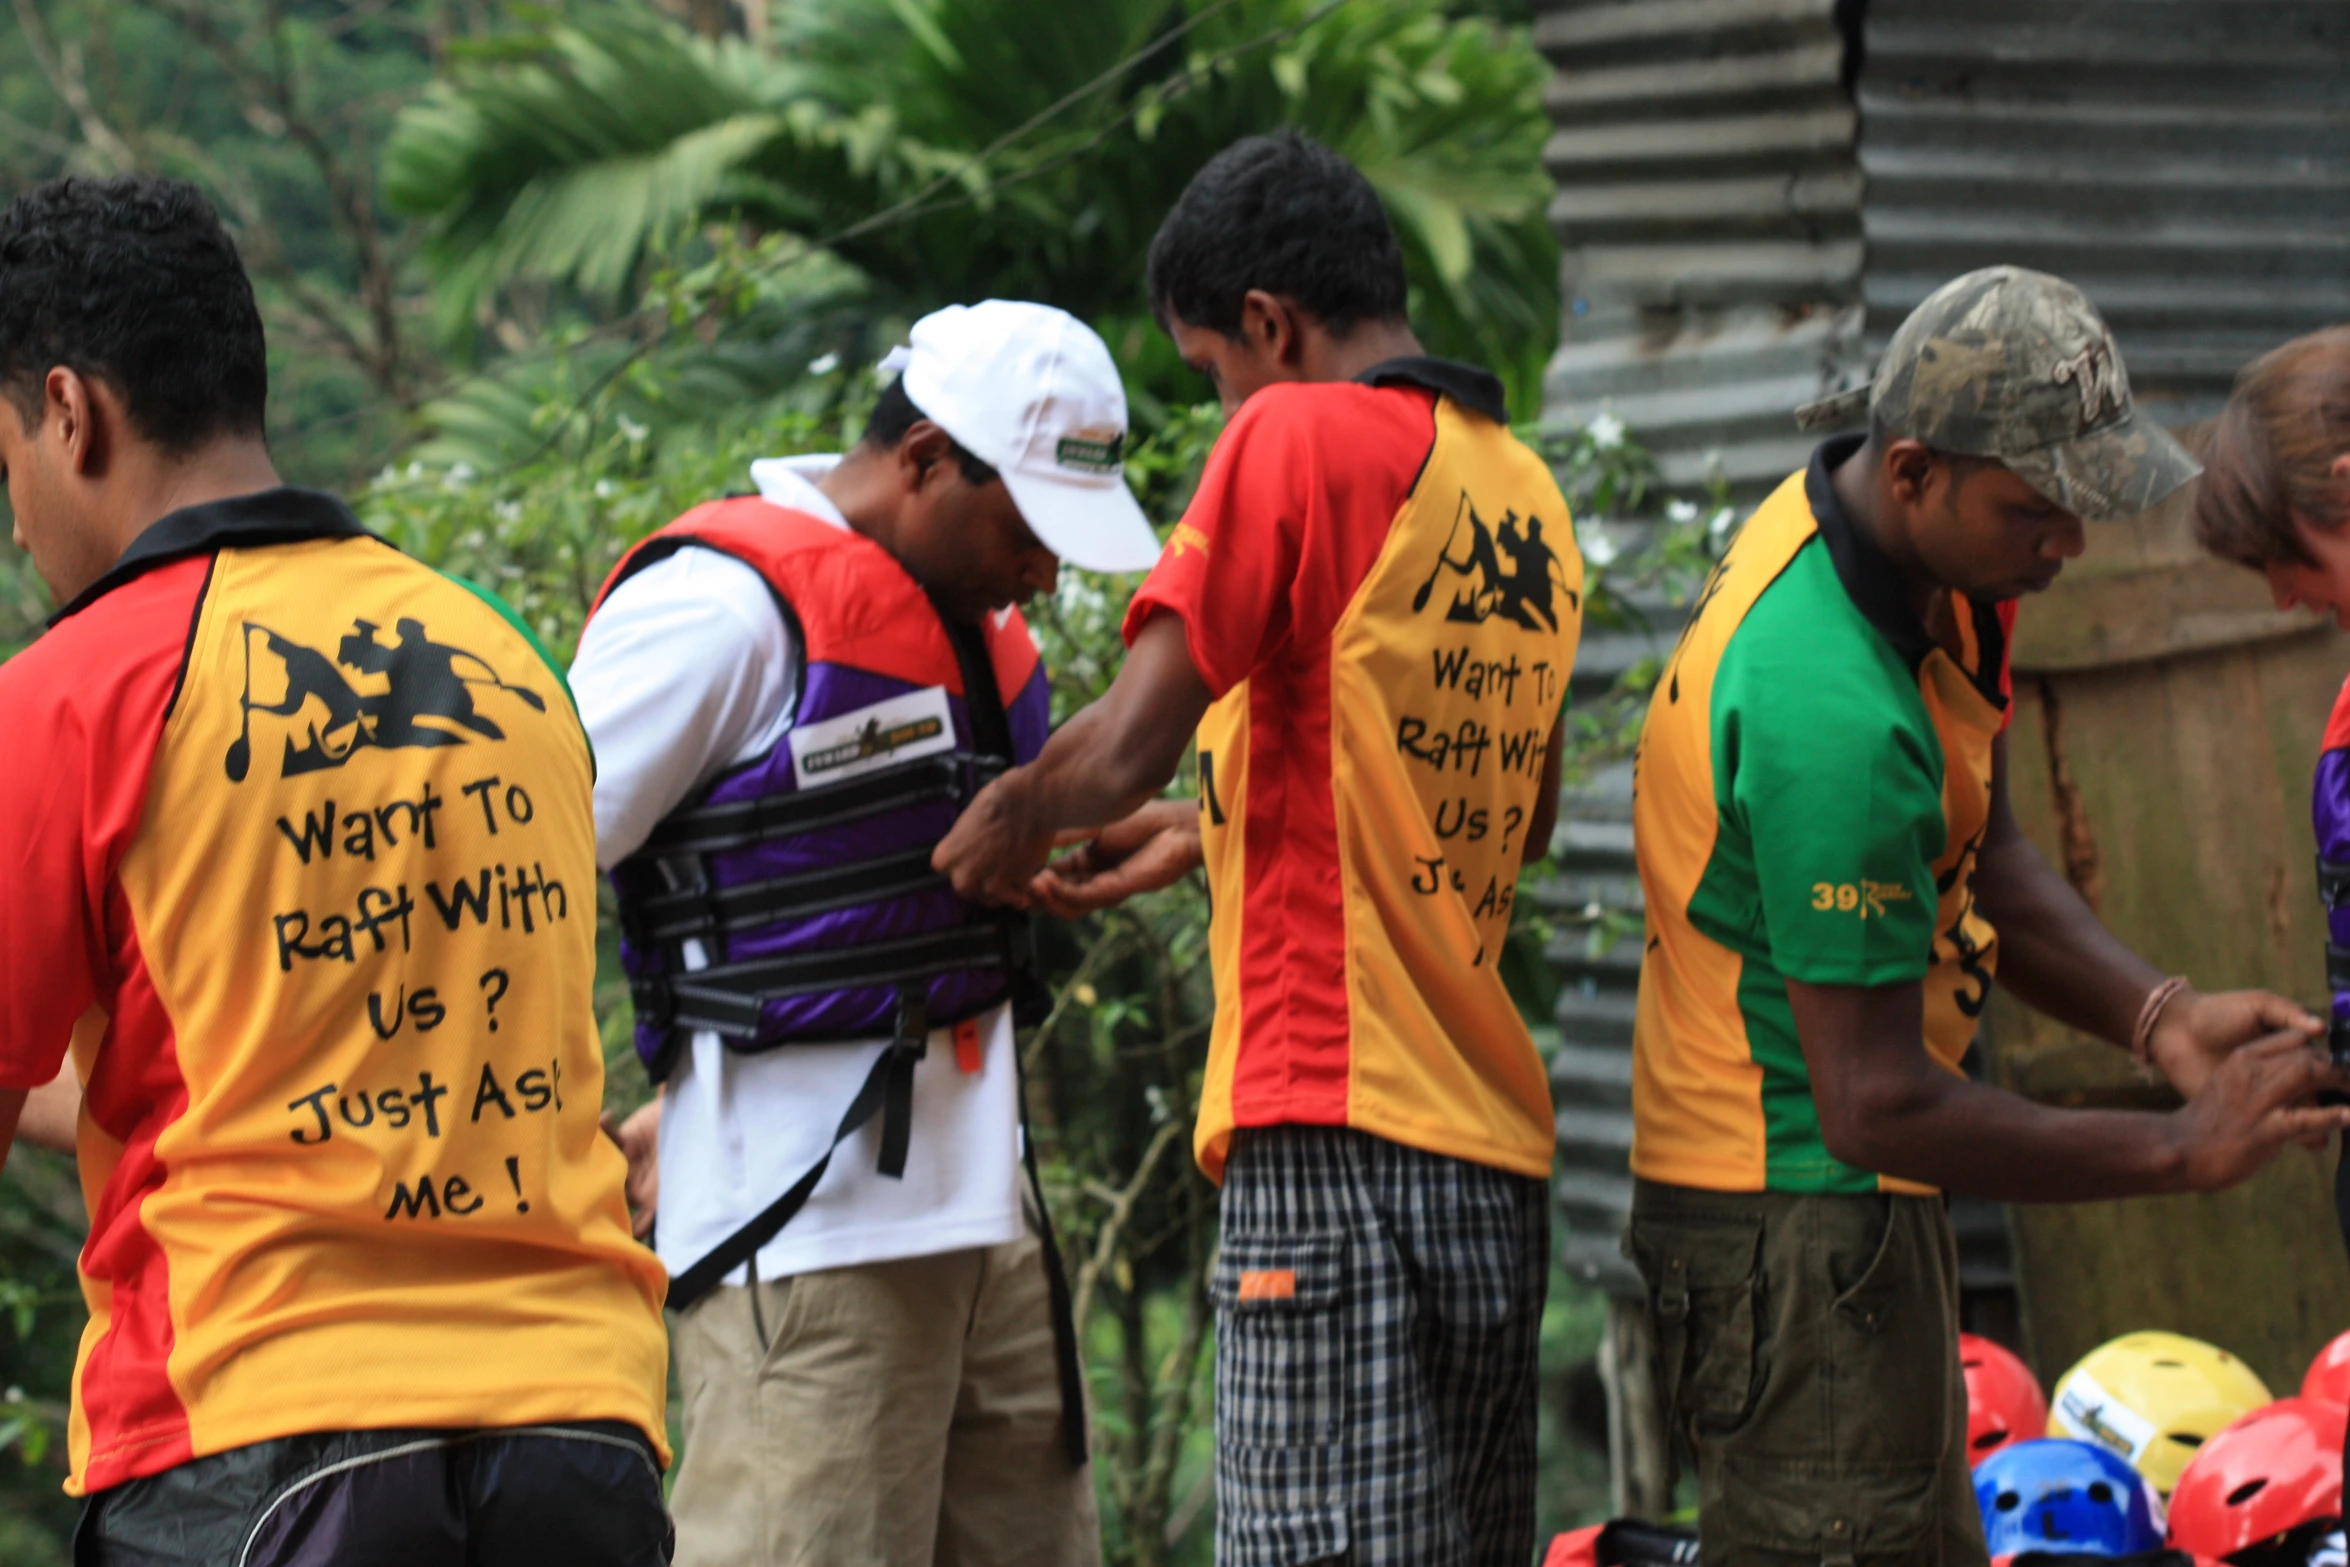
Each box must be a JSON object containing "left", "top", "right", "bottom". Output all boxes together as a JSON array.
[{"left": 592, "top": 496, "right": 1051, "bottom": 1088}]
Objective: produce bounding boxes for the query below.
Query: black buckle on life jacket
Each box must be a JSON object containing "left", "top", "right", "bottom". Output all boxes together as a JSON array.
[
  {"left": 2321, "top": 857, "right": 2350, "bottom": 910},
  {"left": 629, "top": 972, "right": 677, "bottom": 1033},
  {"left": 2329, "top": 943, "right": 2350, "bottom": 995}
]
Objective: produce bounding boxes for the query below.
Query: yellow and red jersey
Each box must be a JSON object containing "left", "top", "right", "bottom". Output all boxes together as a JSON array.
[
  {"left": 1125, "top": 359, "right": 1583, "bottom": 1182},
  {"left": 0, "top": 489, "right": 668, "bottom": 1495}
]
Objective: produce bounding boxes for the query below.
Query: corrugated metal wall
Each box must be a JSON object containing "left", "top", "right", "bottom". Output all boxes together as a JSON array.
[
  {"left": 1535, "top": 0, "right": 1865, "bottom": 501},
  {"left": 1536, "top": 0, "right": 2350, "bottom": 1299},
  {"left": 1858, "top": 0, "right": 2350, "bottom": 425}
]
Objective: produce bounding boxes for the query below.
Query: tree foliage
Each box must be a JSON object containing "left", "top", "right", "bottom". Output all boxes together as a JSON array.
[{"left": 382, "top": 0, "right": 1561, "bottom": 426}]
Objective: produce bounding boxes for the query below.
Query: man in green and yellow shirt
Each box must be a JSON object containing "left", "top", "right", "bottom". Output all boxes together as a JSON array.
[{"left": 1630, "top": 266, "right": 2350, "bottom": 1566}]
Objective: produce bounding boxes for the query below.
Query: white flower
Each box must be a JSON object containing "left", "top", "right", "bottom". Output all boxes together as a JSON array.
[
  {"left": 1583, "top": 529, "right": 1621, "bottom": 567},
  {"left": 494, "top": 501, "right": 523, "bottom": 523},
  {"left": 1665, "top": 498, "right": 1699, "bottom": 525},
  {"left": 1708, "top": 506, "right": 1738, "bottom": 544},
  {"left": 616, "top": 414, "right": 650, "bottom": 443},
  {"left": 1587, "top": 411, "right": 1625, "bottom": 450},
  {"left": 444, "top": 463, "right": 476, "bottom": 488},
  {"left": 593, "top": 479, "right": 615, "bottom": 499},
  {"left": 807, "top": 351, "right": 841, "bottom": 376}
]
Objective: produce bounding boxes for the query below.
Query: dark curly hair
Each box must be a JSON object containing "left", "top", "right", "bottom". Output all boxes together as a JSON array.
[
  {"left": 0, "top": 175, "right": 268, "bottom": 451},
  {"left": 859, "top": 375, "right": 998, "bottom": 486},
  {"left": 1146, "top": 131, "right": 1408, "bottom": 339}
]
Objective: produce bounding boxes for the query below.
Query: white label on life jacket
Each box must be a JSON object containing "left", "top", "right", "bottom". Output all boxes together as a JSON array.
[
  {"left": 790, "top": 684, "right": 957, "bottom": 786},
  {"left": 2051, "top": 1369, "right": 2154, "bottom": 1467}
]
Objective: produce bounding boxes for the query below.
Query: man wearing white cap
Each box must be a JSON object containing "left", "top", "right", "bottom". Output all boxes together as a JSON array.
[{"left": 572, "top": 300, "right": 1165, "bottom": 1567}]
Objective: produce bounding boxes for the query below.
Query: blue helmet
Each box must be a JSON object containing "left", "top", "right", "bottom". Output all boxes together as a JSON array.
[{"left": 1973, "top": 1438, "right": 2165, "bottom": 1557}]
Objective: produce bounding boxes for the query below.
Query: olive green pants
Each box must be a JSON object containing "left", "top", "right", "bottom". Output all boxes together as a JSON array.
[{"left": 1626, "top": 1181, "right": 1989, "bottom": 1567}]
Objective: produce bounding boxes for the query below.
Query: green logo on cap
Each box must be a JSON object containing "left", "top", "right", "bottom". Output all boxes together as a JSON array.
[{"left": 1055, "top": 433, "right": 1123, "bottom": 474}]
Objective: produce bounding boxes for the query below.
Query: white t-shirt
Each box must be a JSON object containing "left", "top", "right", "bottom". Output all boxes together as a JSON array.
[{"left": 572, "top": 453, "right": 1024, "bottom": 1285}]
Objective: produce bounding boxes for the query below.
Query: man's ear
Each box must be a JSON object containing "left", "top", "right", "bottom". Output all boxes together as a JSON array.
[
  {"left": 1237, "top": 289, "right": 1306, "bottom": 372},
  {"left": 1882, "top": 437, "right": 1938, "bottom": 508},
  {"left": 896, "top": 419, "right": 957, "bottom": 491},
  {"left": 47, "top": 366, "right": 106, "bottom": 478}
]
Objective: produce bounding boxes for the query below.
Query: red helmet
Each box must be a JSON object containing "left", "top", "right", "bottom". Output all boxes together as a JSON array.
[
  {"left": 2167, "top": 1396, "right": 2348, "bottom": 1560},
  {"left": 1961, "top": 1333, "right": 2049, "bottom": 1463},
  {"left": 2304, "top": 1331, "right": 2350, "bottom": 1409}
]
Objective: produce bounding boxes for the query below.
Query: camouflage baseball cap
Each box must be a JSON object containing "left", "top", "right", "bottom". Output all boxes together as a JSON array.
[{"left": 1793, "top": 266, "right": 2201, "bottom": 523}]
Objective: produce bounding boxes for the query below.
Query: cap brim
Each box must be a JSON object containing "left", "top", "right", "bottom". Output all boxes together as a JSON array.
[
  {"left": 2003, "top": 409, "right": 2204, "bottom": 524},
  {"left": 1001, "top": 468, "right": 1163, "bottom": 575},
  {"left": 1795, "top": 385, "right": 1871, "bottom": 433}
]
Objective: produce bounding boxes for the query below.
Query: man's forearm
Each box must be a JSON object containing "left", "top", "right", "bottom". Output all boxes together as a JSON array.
[
  {"left": 14, "top": 1064, "right": 80, "bottom": 1154},
  {"left": 1001, "top": 698, "right": 1184, "bottom": 838},
  {"left": 1977, "top": 828, "right": 2163, "bottom": 1047},
  {"left": 1834, "top": 1068, "right": 2188, "bottom": 1201}
]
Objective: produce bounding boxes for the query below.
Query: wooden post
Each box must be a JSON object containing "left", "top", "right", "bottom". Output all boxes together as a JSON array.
[{"left": 1598, "top": 1293, "right": 1676, "bottom": 1521}]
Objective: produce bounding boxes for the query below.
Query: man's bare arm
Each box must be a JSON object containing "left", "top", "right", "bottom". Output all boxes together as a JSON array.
[
  {"left": 15, "top": 1060, "right": 81, "bottom": 1154},
  {"left": 1787, "top": 977, "right": 2347, "bottom": 1201},
  {"left": 938, "top": 611, "right": 1213, "bottom": 906}
]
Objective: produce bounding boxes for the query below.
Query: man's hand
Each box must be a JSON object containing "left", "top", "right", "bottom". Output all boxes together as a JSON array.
[
  {"left": 2168, "top": 1030, "right": 2350, "bottom": 1191},
  {"left": 2147, "top": 986, "right": 2324, "bottom": 1099},
  {"left": 934, "top": 771, "right": 1055, "bottom": 909},
  {"left": 600, "top": 1098, "right": 661, "bottom": 1241},
  {"left": 1030, "top": 799, "right": 1203, "bottom": 917}
]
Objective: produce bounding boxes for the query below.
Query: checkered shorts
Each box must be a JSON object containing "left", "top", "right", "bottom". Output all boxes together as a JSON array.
[{"left": 1213, "top": 1125, "right": 1550, "bottom": 1567}]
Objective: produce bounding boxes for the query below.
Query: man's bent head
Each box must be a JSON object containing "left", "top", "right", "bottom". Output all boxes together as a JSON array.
[
  {"left": 843, "top": 301, "right": 1158, "bottom": 623},
  {"left": 1799, "top": 266, "right": 2201, "bottom": 602},
  {"left": 0, "top": 176, "right": 270, "bottom": 605},
  {"left": 1147, "top": 131, "right": 1409, "bottom": 411}
]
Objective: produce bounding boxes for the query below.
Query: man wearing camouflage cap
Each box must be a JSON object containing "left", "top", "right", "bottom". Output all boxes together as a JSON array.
[{"left": 1626, "top": 266, "right": 2350, "bottom": 1566}]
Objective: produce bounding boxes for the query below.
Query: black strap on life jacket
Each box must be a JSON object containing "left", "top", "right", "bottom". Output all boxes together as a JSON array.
[
  {"left": 664, "top": 983, "right": 931, "bottom": 1315},
  {"left": 636, "top": 752, "right": 971, "bottom": 860},
  {"left": 633, "top": 922, "right": 1030, "bottom": 1039}
]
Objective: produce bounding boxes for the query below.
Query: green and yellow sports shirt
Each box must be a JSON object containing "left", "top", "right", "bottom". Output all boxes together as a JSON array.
[{"left": 1630, "top": 434, "right": 2012, "bottom": 1195}]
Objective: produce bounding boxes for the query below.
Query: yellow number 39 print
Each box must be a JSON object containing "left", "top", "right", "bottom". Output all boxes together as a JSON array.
[{"left": 1810, "top": 880, "right": 1913, "bottom": 920}]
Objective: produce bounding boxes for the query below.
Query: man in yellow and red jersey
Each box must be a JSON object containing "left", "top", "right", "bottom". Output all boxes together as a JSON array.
[
  {"left": 0, "top": 177, "right": 669, "bottom": 1564},
  {"left": 938, "top": 132, "right": 1582, "bottom": 1566}
]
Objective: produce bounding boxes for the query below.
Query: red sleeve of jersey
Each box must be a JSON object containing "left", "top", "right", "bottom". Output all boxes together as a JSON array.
[
  {"left": 0, "top": 560, "right": 205, "bottom": 1089},
  {"left": 1122, "top": 383, "right": 1437, "bottom": 696}
]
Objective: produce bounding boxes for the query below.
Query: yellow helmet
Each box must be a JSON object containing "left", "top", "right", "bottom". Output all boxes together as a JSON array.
[{"left": 2048, "top": 1331, "right": 2274, "bottom": 1494}]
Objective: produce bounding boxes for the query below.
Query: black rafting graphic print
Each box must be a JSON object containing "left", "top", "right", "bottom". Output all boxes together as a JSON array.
[
  {"left": 226, "top": 615, "right": 548, "bottom": 782},
  {"left": 1409, "top": 490, "right": 1579, "bottom": 633}
]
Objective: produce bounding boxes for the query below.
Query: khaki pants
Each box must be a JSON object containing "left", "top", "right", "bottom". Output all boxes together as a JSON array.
[
  {"left": 668, "top": 1233, "right": 1099, "bottom": 1567},
  {"left": 1626, "top": 1180, "right": 1989, "bottom": 1567}
]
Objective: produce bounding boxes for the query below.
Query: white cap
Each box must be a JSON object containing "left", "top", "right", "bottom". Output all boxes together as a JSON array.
[{"left": 877, "top": 300, "right": 1161, "bottom": 575}]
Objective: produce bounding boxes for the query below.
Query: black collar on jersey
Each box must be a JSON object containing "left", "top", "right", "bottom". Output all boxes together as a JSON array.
[
  {"left": 1805, "top": 434, "right": 2009, "bottom": 709},
  {"left": 50, "top": 486, "right": 373, "bottom": 627},
  {"left": 1356, "top": 356, "right": 1510, "bottom": 424}
]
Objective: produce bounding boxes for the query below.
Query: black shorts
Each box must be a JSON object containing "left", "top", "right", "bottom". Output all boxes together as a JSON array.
[{"left": 75, "top": 1420, "right": 671, "bottom": 1567}]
